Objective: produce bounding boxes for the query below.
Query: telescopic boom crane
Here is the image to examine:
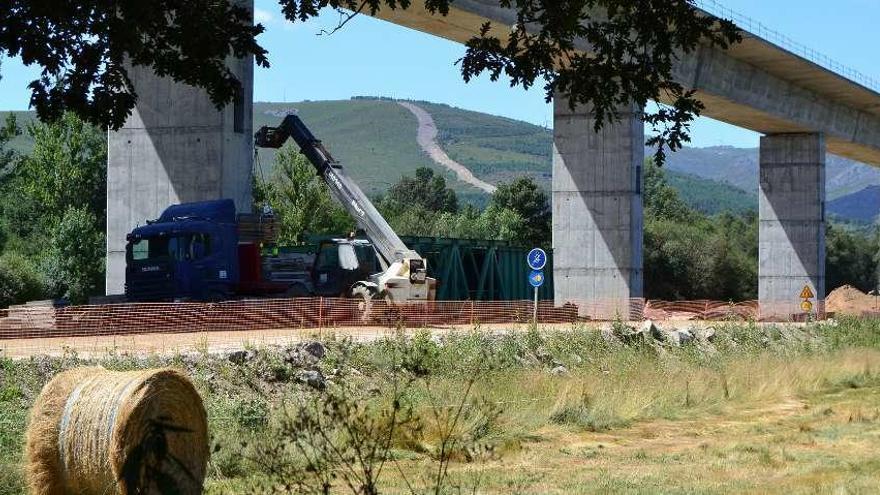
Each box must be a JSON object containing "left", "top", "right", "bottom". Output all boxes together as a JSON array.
[{"left": 255, "top": 114, "right": 435, "bottom": 303}]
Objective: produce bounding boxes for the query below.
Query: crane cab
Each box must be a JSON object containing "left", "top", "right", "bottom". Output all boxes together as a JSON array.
[{"left": 311, "top": 239, "right": 380, "bottom": 297}]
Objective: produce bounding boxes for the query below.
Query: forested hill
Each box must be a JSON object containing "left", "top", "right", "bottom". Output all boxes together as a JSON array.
[{"left": 5, "top": 97, "right": 880, "bottom": 221}]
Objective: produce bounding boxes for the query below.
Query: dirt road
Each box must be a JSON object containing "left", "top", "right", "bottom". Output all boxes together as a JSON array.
[
  {"left": 0, "top": 322, "right": 568, "bottom": 359},
  {"left": 398, "top": 101, "right": 497, "bottom": 193}
]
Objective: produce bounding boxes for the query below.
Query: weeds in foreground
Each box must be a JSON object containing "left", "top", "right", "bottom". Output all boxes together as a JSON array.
[
  {"left": 4, "top": 317, "right": 880, "bottom": 494},
  {"left": 240, "top": 341, "right": 497, "bottom": 495}
]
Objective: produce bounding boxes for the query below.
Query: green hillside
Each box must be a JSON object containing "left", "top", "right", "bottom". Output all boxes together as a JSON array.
[
  {"left": 417, "top": 101, "right": 552, "bottom": 189},
  {"left": 666, "top": 169, "right": 756, "bottom": 215},
  {"left": 255, "top": 99, "right": 552, "bottom": 206},
  {"left": 258, "top": 100, "right": 757, "bottom": 213},
  {"left": 0, "top": 111, "right": 38, "bottom": 155},
  {"left": 254, "top": 99, "right": 462, "bottom": 197},
  {"left": 0, "top": 99, "right": 807, "bottom": 219}
]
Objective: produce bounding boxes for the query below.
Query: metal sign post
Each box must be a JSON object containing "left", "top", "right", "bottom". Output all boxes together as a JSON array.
[
  {"left": 534, "top": 285, "right": 539, "bottom": 321},
  {"left": 527, "top": 248, "right": 547, "bottom": 325},
  {"left": 799, "top": 284, "right": 815, "bottom": 317},
  {"left": 529, "top": 270, "right": 545, "bottom": 323}
]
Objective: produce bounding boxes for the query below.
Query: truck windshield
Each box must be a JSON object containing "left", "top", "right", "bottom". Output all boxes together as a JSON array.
[
  {"left": 130, "top": 237, "right": 171, "bottom": 261},
  {"left": 130, "top": 235, "right": 210, "bottom": 262}
]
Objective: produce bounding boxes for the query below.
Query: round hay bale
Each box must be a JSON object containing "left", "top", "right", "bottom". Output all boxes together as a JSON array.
[{"left": 25, "top": 367, "right": 209, "bottom": 495}]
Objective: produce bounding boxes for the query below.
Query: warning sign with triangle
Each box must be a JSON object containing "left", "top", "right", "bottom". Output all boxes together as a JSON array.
[{"left": 799, "top": 285, "right": 815, "bottom": 300}]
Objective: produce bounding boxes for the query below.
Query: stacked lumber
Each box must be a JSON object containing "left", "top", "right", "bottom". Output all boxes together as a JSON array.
[
  {"left": 237, "top": 213, "right": 277, "bottom": 243},
  {"left": 0, "top": 301, "right": 57, "bottom": 334}
]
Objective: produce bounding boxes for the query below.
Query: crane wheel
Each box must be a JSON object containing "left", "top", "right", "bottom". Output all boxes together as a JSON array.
[{"left": 378, "top": 292, "right": 404, "bottom": 327}]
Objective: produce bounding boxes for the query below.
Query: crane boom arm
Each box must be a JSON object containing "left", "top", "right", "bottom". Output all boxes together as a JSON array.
[{"left": 255, "top": 115, "right": 420, "bottom": 266}]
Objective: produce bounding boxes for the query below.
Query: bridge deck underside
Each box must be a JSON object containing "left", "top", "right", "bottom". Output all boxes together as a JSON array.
[{"left": 373, "top": 1, "right": 880, "bottom": 166}]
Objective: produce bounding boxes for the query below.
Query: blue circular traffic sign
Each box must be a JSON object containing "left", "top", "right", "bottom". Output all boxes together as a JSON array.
[
  {"left": 527, "top": 248, "right": 547, "bottom": 271},
  {"left": 529, "top": 270, "right": 545, "bottom": 288}
]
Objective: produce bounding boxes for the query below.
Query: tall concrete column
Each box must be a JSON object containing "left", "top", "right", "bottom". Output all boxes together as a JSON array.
[
  {"left": 759, "top": 133, "right": 826, "bottom": 319},
  {"left": 552, "top": 97, "right": 644, "bottom": 319},
  {"left": 105, "top": 2, "right": 254, "bottom": 295}
]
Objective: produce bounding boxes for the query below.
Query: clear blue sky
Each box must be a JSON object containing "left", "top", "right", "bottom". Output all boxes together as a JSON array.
[{"left": 1, "top": 0, "right": 877, "bottom": 148}]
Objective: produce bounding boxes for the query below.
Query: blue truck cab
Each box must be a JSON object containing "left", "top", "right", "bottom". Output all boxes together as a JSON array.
[
  {"left": 125, "top": 200, "right": 240, "bottom": 301},
  {"left": 125, "top": 199, "right": 382, "bottom": 302}
]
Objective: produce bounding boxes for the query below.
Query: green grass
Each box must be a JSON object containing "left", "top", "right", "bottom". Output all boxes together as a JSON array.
[{"left": 4, "top": 318, "right": 880, "bottom": 493}]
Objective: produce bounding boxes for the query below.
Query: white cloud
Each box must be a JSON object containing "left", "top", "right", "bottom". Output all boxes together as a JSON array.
[{"left": 254, "top": 8, "right": 274, "bottom": 24}]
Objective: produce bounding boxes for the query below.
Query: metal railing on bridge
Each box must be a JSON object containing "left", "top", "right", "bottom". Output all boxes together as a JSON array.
[{"left": 694, "top": 0, "right": 880, "bottom": 94}]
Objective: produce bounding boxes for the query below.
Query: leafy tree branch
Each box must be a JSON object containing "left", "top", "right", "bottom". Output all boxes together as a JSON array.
[{"left": 2, "top": 0, "right": 739, "bottom": 159}]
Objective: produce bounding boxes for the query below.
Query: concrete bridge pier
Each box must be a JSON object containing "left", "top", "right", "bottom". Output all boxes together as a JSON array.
[
  {"left": 758, "top": 133, "right": 826, "bottom": 319},
  {"left": 104, "top": 2, "right": 255, "bottom": 296},
  {"left": 552, "top": 96, "right": 644, "bottom": 319}
]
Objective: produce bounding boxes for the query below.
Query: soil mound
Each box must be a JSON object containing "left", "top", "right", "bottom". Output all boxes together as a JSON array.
[{"left": 826, "top": 285, "right": 880, "bottom": 315}]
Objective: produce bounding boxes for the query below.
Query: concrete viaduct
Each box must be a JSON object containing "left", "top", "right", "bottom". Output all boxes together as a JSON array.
[{"left": 106, "top": 0, "right": 880, "bottom": 319}]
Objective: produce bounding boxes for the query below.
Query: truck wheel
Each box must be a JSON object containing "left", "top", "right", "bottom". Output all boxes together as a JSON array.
[
  {"left": 207, "top": 290, "right": 226, "bottom": 303},
  {"left": 351, "top": 286, "right": 376, "bottom": 322},
  {"left": 285, "top": 284, "right": 309, "bottom": 298}
]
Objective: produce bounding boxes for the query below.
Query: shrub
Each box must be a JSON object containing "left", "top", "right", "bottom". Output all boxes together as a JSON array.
[
  {"left": 44, "top": 206, "right": 105, "bottom": 304},
  {"left": 0, "top": 251, "right": 45, "bottom": 308}
]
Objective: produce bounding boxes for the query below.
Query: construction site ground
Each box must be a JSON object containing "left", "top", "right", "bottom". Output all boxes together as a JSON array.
[
  {"left": 0, "top": 322, "right": 558, "bottom": 359},
  {"left": 1, "top": 320, "right": 762, "bottom": 360},
  {"left": 0, "top": 283, "right": 874, "bottom": 360}
]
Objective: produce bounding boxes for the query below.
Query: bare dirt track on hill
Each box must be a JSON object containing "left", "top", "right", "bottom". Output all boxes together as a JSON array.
[{"left": 398, "top": 101, "right": 497, "bottom": 193}]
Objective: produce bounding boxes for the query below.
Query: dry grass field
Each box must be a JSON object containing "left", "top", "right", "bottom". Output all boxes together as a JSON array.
[
  {"left": 4, "top": 318, "right": 880, "bottom": 494},
  {"left": 381, "top": 353, "right": 880, "bottom": 494}
]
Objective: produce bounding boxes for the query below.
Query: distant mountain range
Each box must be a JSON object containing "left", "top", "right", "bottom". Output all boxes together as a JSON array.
[
  {"left": 827, "top": 186, "right": 880, "bottom": 224},
  {"left": 661, "top": 145, "right": 880, "bottom": 201},
  {"left": 658, "top": 146, "right": 880, "bottom": 222},
  {"left": 3, "top": 98, "right": 879, "bottom": 223}
]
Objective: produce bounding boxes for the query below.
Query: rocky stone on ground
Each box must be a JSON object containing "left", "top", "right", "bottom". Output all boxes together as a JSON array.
[
  {"left": 642, "top": 320, "right": 664, "bottom": 341},
  {"left": 550, "top": 365, "right": 569, "bottom": 376},
  {"left": 227, "top": 349, "right": 257, "bottom": 365},
  {"left": 303, "top": 341, "right": 326, "bottom": 359},
  {"left": 665, "top": 328, "right": 694, "bottom": 347},
  {"left": 691, "top": 326, "right": 716, "bottom": 342},
  {"left": 283, "top": 341, "right": 327, "bottom": 367},
  {"left": 611, "top": 322, "right": 650, "bottom": 345},
  {"left": 297, "top": 369, "right": 326, "bottom": 390}
]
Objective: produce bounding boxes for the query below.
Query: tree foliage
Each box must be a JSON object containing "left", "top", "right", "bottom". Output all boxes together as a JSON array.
[
  {"left": 826, "top": 224, "right": 878, "bottom": 293},
  {"left": 1, "top": 0, "right": 267, "bottom": 128},
  {"left": 644, "top": 158, "right": 693, "bottom": 222},
  {"left": 0, "top": 251, "right": 45, "bottom": 309},
  {"left": 255, "top": 147, "right": 354, "bottom": 245},
  {"left": 382, "top": 167, "right": 458, "bottom": 214},
  {"left": 2, "top": 0, "right": 739, "bottom": 157},
  {"left": 44, "top": 207, "right": 106, "bottom": 304},
  {"left": 643, "top": 159, "right": 758, "bottom": 301},
  {"left": 0, "top": 113, "right": 108, "bottom": 305},
  {"left": 0, "top": 113, "right": 20, "bottom": 172},
  {"left": 491, "top": 177, "right": 550, "bottom": 247},
  {"left": 17, "top": 112, "right": 107, "bottom": 224},
  {"left": 385, "top": 203, "right": 526, "bottom": 242}
]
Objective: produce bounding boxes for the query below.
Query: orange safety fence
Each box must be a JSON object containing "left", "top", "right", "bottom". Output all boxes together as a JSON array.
[
  {"left": 0, "top": 296, "right": 833, "bottom": 343},
  {"left": 644, "top": 300, "right": 760, "bottom": 321},
  {"left": 0, "top": 298, "right": 580, "bottom": 341}
]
